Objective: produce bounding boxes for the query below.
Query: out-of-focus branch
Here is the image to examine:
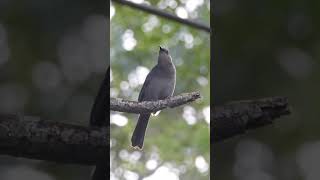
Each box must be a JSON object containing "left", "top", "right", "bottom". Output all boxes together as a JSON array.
[
  {"left": 112, "top": 0, "right": 211, "bottom": 33},
  {"left": 0, "top": 114, "right": 107, "bottom": 165},
  {"left": 110, "top": 91, "right": 201, "bottom": 113},
  {"left": 213, "top": 96, "right": 290, "bottom": 143},
  {"left": 0, "top": 97, "right": 289, "bottom": 165}
]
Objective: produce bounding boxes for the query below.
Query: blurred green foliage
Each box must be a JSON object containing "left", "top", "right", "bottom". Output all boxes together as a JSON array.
[{"left": 110, "top": 0, "right": 210, "bottom": 179}]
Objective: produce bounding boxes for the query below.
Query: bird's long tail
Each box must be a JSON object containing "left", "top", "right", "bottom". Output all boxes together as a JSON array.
[{"left": 131, "top": 113, "right": 151, "bottom": 149}]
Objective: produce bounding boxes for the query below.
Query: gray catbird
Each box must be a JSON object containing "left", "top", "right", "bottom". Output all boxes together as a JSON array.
[{"left": 131, "top": 46, "right": 176, "bottom": 149}]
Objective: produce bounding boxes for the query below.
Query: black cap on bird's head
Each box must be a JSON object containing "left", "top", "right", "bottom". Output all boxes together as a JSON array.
[{"left": 159, "top": 46, "right": 169, "bottom": 54}]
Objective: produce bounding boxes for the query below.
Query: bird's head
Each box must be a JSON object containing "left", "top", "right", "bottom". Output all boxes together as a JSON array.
[
  {"left": 158, "top": 46, "right": 173, "bottom": 67},
  {"left": 159, "top": 46, "right": 169, "bottom": 55}
]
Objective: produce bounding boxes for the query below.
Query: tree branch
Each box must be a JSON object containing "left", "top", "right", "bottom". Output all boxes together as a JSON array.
[
  {"left": 110, "top": 91, "right": 201, "bottom": 113},
  {"left": 0, "top": 114, "right": 107, "bottom": 165},
  {"left": 213, "top": 96, "right": 290, "bottom": 143},
  {"left": 0, "top": 97, "right": 289, "bottom": 164},
  {"left": 112, "top": 0, "right": 210, "bottom": 33}
]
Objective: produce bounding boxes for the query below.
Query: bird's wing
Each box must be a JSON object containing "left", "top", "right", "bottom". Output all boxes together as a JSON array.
[
  {"left": 138, "top": 75, "right": 151, "bottom": 102},
  {"left": 138, "top": 69, "right": 156, "bottom": 102}
]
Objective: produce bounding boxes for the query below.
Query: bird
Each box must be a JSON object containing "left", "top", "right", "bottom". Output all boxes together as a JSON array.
[{"left": 131, "top": 46, "right": 176, "bottom": 149}]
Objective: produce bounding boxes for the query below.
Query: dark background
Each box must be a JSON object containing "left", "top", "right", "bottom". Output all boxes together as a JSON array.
[
  {"left": 213, "top": 0, "right": 320, "bottom": 180},
  {"left": 0, "top": 0, "right": 107, "bottom": 179}
]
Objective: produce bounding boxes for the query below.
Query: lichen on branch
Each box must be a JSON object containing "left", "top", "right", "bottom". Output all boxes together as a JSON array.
[{"left": 110, "top": 91, "right": 201, "bottom": 113}]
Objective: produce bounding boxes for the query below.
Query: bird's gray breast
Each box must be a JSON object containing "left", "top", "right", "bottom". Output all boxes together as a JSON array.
[
  {"left": 140, "top": 67, "right": 175, "bottom": 101},
  {"left": 155, "top": 75, "right": 175, "bottom": 100}
]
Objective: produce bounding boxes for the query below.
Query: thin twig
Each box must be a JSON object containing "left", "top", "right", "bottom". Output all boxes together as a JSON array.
[{"left": 112, "top": 0, "right": 210, "bottom": 33}]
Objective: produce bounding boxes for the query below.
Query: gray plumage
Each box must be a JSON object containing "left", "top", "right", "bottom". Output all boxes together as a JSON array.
[{"left": 131, "top": 46, "right": 176, "bottom": 149}]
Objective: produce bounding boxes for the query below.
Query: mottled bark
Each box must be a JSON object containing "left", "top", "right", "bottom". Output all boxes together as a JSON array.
[
  {"left": 110, "top": 91, "right": 201, "bottom": 113},
  {"left": 213, "top": 96, "right": 290, "bottom": 143},
  {"left": 0, "top": 114, "right": 107, "bottom": 165},
  {"left": 0, "top": 96, "right": 289, "bottom": 165}
]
